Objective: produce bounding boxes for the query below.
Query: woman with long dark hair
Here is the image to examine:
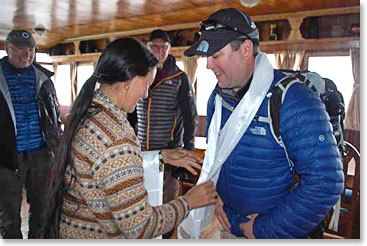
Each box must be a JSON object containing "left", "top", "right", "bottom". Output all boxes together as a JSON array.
[{"left": 41, "top": 38, "right": 216, "bottom": 239}]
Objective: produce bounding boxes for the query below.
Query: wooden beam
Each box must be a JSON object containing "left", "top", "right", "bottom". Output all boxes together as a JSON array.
[
  {"left": 63, "top": 23, "right": 198, "bottom": 43},
  {"left": 52, "top": 36, "right": 359, "bottom": 64},
  {"left": 252, "top": 6, "right": 360, "bottom": 22},
  {"left": 260, "top": 37, "right": 359, "bottom": 53},
  {"left": 62, "top": 6, "right": 359, "bottom": 43},
  {"left": 52, "top": 52, "right": 101, "bottom": 64}
]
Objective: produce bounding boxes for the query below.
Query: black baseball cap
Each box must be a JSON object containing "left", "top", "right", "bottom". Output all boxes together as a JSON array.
[
  {"left": 6, "top": 30, "right": 36, "bottom": 48},
  {"left": 149, "top": 29, "right": 171, "bottom": 43},
  {"left": 184, "top": 8, "right": 259, "bottom": 57}
]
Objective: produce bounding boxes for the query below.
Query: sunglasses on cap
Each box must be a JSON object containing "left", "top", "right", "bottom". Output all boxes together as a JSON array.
[{"left": 199, "top": 20, "right": 254, "bottom": 42}]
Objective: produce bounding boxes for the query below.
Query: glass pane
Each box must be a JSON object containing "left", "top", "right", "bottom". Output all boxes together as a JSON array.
[
  {"left": 55, "top": 65, "right": 71, "bottom": 106},
  {"left": 308, "top": 56, "right": 354, "bottom": 111},
  {"left": 77, "top": 65, "right": 95, "bottom": 94},
  {"left": 266, "top": 53, "right": 277, "bottom": 68},
  {"left": 0, "top": 50, "right": 6, "bottom": 59},
  {"left": 35, "top": 53, "right": 52, "bottom": 63},
  {"left": 176, "top": 61, "right": 184, "bottom": 70},
  {"left": 196, "top": 57, "right": 217, "bottom": 116}
]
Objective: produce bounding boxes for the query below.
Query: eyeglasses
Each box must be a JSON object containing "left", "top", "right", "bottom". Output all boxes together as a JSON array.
[
  {"left": 147, "top": 42, "right": 170, "bottom": 50},
  {"left": 199, "top": 20, "right": 253, "bottom": 41}
]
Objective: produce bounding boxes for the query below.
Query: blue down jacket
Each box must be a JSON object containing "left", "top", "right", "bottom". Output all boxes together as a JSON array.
[{"left": 207, "top": 69, "right": 344, "bottom": 238}]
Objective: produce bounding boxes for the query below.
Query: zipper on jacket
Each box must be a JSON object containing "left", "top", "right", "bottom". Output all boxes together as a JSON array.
[
  {"left": 149, "top": 71, "right": 184, "bottom": 93},
  {"left": 146, "top": 71, "right": 184, "bottom": 149},
  {"left": 171, "top": 116, "right": 177, "bottom": 141}
]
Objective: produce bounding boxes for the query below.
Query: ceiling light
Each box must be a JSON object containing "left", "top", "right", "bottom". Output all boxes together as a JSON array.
[
  {"left": 33, "top": 26, "right": 49, "bottom": 36},
  {"left": 240, "top": 0, "right": 261, "bottom": 8}
]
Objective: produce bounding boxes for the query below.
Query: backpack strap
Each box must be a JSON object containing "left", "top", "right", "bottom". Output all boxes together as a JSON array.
[
  {"left": 267, "top": 76, "right": 303, "bottom": 182},
  {"left": 268, "top": 76, "right": 302, "bottom": 145}
]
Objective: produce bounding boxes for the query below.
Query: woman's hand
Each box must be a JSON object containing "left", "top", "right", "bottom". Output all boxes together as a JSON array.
[
  {"left": 161, "top": 149, "right": 203, "bottom": 175},
  {"left": 214, "top": 195, "right": 231, "bottom": 232},
  {"left": 184, "top": 180, "right": 217, "bottom": 210}
]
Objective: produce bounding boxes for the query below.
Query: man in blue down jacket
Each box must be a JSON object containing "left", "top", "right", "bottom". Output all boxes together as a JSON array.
[
  {"left": 0, "top": 30, "right": 62, "bottom": 238},
  {"left": 183, "top": 8, "right": 344, "bottom": 239}
]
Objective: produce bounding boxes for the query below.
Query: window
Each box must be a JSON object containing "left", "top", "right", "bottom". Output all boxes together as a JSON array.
[
  {"left": 77, "top": 64, "right": 94, "bottom": 93},
  {"left": 195, "top": 58, "right": 217, "bottom": 115},
  {"left": 176, "top": 61, "right": 184, "bottom": 71},
  {"left": 35, "top": 53, "right": 52, "bottom": 63},
  {"left": 0, "top": 50, "right": 6, "bottom": 59},
  {"left": 266, "top": 53, "right": 277, "bottom": 68},
  {"left": 308, "top": 56, "right": 354, "bottom": 111},
  {"left": 54, "top": 65, "right": 71, "bottom": 106},
  {"left": 176, "top": 58, "right": 217, "bottom": 116}
]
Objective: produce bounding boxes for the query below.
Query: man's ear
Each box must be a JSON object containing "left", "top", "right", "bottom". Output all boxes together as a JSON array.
[{"left": 240, "top": 39, "right": 253, "bottom": 59}]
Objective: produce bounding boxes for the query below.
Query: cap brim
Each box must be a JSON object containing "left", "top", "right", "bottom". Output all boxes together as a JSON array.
[
  {"left": 184, "top": 30, "right": 241, "bottom": 57},
  {"left": 13, "top": 42, "right": 36, "bottom": 48}
]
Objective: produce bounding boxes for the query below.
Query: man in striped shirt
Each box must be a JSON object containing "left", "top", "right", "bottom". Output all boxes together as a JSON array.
[
  {"left": 136, "top": 29, "right": 198, "bottom": 238},
  {"left": 0, "top": 30, "right": 62, "bottom": 238}
]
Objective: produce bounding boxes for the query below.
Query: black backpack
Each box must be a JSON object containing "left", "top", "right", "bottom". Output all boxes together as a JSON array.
[
  {"left": 269, "top": 70, "right": 345, "bottom": 148},
  {"left": 268, "top": 70, "right": 345, "bottom": 238},
  {"left": 265, "top": 70, "right": 345, "bottom": 189}
]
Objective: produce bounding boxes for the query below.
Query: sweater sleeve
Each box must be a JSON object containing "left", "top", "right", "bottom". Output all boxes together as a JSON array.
[
  {"left": 252, "top": 83, "right": 344, "bottom": 238},
  {"left": 94, "top": 143, "right": 190, "bottom": 238},
  {"left": 177, "top": 72, "right": 198, "bottom": 151}
]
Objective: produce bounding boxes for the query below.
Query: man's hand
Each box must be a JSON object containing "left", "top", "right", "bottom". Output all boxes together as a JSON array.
[
  {"left": 214, "top": 195, "right": 231, "bottom": 232},
  {"left": 239, "top": 214, "right": 258, "bottom": 239},
  {"left": 161, "top": 149, "right": 203, "bottom": 175}
]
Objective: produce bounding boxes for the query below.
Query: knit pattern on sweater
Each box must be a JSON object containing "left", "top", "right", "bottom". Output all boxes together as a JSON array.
[{"left": 60, "top": 90, "right": 189, "bottom": 239}]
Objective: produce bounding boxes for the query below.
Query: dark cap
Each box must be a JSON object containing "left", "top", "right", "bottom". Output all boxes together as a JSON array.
[
  {"left": 6, "top": 30, "right": 36, "bottom": 48},
  {"left": 184, "top": 8, "right": 259, "bottom": 57},
  {"left": 149, "top": 29, "right": 171, "bottom": 43}
]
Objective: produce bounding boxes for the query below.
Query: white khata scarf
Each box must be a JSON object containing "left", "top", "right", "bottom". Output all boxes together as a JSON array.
[{"left": 178, "top": 51, "right": 274, "bottom": 239}]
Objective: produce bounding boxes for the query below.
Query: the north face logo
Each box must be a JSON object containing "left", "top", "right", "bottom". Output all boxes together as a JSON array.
[
  {"left": 249, "top": 126, "right": 266, "bottom": 136},
  {"left": 196, "top": 40, "right": 209, "bottom": 53}
]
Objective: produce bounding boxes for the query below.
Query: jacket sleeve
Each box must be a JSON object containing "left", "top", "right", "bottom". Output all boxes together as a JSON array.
[
  {"left": 252, "top": 83, "right": 345, "bottom": 238},
  {"left": 48, "top": 78, "right": 63, "bottom": 130},
  {"left": 177, "top": 72, "right": 198, "bottom": 151}
]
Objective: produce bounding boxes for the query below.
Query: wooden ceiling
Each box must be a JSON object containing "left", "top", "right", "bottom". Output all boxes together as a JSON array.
[{"left": 0, "top": 0, "right": 360, "bottom": 49}]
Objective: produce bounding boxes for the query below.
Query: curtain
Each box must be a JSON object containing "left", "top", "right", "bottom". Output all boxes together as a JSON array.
[
  {"left": 275, "top": 50, "right": 307, "bottom": 70},
  {"left": 70, "top": 62, "right": 78, "bottom": 103},
  {"left": 344, "top": 48, "right": 360, "bottom": 131},
  {"left": 182, "top": 54, "right": 199, "bottom": 89}
]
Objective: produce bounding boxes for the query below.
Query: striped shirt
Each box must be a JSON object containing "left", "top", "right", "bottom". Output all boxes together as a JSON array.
[{"left": 1, "top": 59, "right": 44, "bottom": 152}]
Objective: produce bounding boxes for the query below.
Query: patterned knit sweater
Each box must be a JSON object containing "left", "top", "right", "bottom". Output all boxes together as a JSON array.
[{"left": 60, "top": 90, "right": 190, "bottom": 239}]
